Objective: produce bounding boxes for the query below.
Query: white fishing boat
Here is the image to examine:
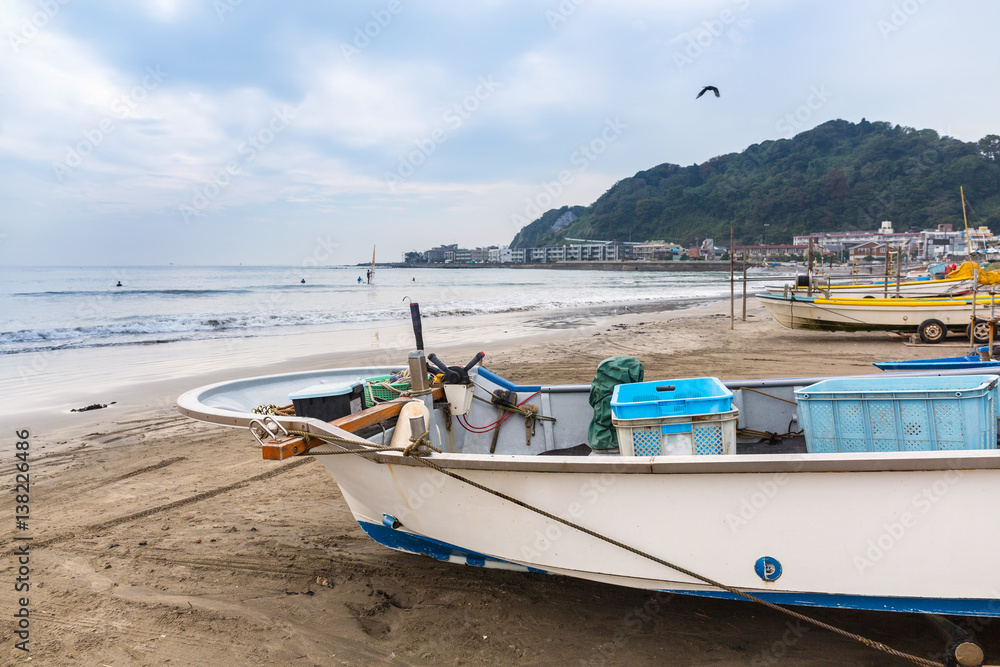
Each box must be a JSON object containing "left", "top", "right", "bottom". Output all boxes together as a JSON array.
[
  {"left": 757, "top": 292, "right": 1000, "bottom": 343},
  {"left": 177, "top": 346, "right": 1000, "bottom": 624},
  {"left": 762, "top": 276, "right": 972, "bottom": 299}
]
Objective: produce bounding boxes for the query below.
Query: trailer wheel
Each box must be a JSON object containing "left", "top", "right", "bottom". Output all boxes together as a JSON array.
[
  {"left": 918, "top": 319, "right": 947, "bottom": 344},
  {"left": 968, "top": 319, "right": 991, "bottom": 344}
]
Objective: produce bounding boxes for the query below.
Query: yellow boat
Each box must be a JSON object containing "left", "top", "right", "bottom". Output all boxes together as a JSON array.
[{"left": 757, "top": 291, "right": 1000, "bottom": 343}]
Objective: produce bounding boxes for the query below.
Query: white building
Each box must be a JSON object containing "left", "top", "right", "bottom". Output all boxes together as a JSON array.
[{"left": 793, "top": 222, "right": 920, "bottom": 251}]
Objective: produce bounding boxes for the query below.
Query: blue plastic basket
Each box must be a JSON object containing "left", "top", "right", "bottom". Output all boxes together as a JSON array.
[
  {"left": 611, "top": 377, "right": 733, "bottom": 421},
  {"left": 795, "top": 375, "right": 999, "bottom": 453},
  {"left": 613, "top": 409, "right": 739, "bottom": 456}
]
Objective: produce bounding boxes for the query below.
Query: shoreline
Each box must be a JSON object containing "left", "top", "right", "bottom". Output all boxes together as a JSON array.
[{"left": 0, "top": 296, "right": 733, "bottom": 438}]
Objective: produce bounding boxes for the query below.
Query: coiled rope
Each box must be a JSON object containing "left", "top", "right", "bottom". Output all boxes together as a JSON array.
[{"left": 252, "top": 403, "right": 296, "bottom": 416}]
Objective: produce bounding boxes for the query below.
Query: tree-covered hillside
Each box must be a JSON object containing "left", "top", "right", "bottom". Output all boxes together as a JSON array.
[{"left": 510, "top": 120, "right": 1000, "bottom": 249}]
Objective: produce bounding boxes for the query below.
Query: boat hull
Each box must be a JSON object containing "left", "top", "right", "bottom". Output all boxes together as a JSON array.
[
  {"left": 874, "top": 359, "right": 1000, "bottom": 371},
  {"left": 177, "top": 365, "right": 1000, "bottom": 616},
  {"left": 757, "top": 293, "right": 996, "bottom": 333},
  {"left": 315, "top": 446, "right": 1000, "bottom": 616},
  {"left": 764, "top": 277, "right": 971, "bottom": 299}
]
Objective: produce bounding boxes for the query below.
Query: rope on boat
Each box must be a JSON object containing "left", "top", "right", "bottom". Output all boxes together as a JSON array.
[
  {"left": 736, "top": 428, "right": 803, "bottom": 443},
  {"left": 735, "top": 390, "right": 803, "bottom": 443},
  {"left": 291, "top": 430, "right": 944, "bottom": 667},
  {"left": 401, "top": 387, "right": 434, "bottom": 397},
  {"left": 283, "top": 429, "right": 441, "bottom": 456},
  {"left": 371, "top": 380, "right": 435, "bottom": 400},
  {"left": 374, "top": 381, "right": 405, "bottom": 397},
  {"left": 252, "top": 403, "right": 296, "bottom": 416},
  {"left": 458, "top": 390, "right": 555, "bottom": 435},
  {"left": 470, "top": 392, "right": 556, "bottom": 421},
  {"left": 740, "top": 387, "right": 797, "bottom": 405},
  {"left": 364, "top": 369, "right": 436, "bottom": 402},
  {"left": 404, "top": 456, "right": 944, "bottom": 666}
]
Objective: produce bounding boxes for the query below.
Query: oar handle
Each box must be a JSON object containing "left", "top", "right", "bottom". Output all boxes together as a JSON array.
[{"left": 409, "top": 302, "right": 424, "bottom": 351}]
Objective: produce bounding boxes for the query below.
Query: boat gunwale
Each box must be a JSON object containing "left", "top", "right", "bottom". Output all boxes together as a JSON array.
[
  {"left": 363, "top": 447, "right": 1000, "bottom": 474},
  {"left": 179, "top": 365, "right": 1000, "bottom": 475},
  {"left": 758, "top": 292, "right": 1000, "bottom": 307},
  {"left": 768, "top": 276, "right": 967, "bottom": 289}
]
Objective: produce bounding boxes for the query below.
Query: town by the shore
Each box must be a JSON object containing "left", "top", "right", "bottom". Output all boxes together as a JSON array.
[{"left": 377, "top": 260, "right": 738, "bottom": 272}]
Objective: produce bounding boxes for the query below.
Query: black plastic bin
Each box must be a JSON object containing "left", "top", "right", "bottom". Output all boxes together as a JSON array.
[{"left": 288, "top": 380, "right": 364, "bottom": 422}]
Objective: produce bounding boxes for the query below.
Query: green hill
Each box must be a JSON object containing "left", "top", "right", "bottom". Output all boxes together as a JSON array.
[{"left": 510, "top": 119, "right": 1000, "bottom": 249}]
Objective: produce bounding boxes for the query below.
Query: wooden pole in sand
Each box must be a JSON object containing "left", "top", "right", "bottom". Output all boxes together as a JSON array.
[
  {"left": 883, "top": 247, "right": 890, "bottom": 298},
  {"left": 742, "top": 251, "right": 748, "bottom": 321},
  {"left": 970, "top": 265, "right": 979, "bottom": 350},
  {"left": 807, "top": 237, "right": 814, "bottom": 296},
  {"left": 895, "top": 247, "right": 903, "bottom": 297},
  {"left": 989, "top": 286, "right": 996, "bottom": 360},
  {"left": 730, "top": 226, "right": 735, "bottom": 330}
]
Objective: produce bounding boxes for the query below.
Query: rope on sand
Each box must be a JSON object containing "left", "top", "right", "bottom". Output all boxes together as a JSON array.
[{"left": 296, "top": 429, "right": 945, "bottom": 667}]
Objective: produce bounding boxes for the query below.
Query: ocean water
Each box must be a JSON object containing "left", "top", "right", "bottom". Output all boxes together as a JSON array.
[{"left": 0, "top": 265, "right": 738, "bottom": 356}]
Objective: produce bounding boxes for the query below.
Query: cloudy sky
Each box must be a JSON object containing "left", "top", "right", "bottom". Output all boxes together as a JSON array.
[{"left": 1, "top": 0, "right": 998, "bottom": 266}]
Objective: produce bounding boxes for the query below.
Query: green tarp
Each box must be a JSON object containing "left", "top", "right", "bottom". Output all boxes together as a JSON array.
[{"left": 588, "top": 356, "right": 644, "bottom": 451}]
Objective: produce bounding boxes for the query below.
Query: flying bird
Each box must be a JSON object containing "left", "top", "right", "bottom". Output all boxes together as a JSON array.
[{"left": 696, "top": 86, "right": 720, "bottom": 99}]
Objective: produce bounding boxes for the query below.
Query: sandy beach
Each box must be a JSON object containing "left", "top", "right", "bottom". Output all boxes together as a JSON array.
[{"left": 4, "top": 298, "right": 997, "bottom": 666}]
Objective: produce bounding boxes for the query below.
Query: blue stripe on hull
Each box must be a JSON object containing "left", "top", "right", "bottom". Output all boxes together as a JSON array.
[
  {"left": 357, "top": 521, "right": 1000, "bottom": 617},
  {"left": 356, "top": 520, "right": 544, "bottom": 572},
  {"left": 660, "top": 589, "right": 1000, "bottom": 618}
]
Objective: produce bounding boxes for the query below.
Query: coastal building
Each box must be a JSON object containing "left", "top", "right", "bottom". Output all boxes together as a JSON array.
[
  {"left": 417, "top": 218, "right": 996, "bottom": 267},
  {"left": 916, "top": 225, "right": 996, "bottom": 258},
  {"left": 793, "top": 221, "right": 920, "bottom": 253},
  {"left": 469, "top": 247, "right": 491, "bottom": 263},
  {"left": 633, "top": 241, "right": 682, "bottom": 261},
  {"left": 848, "top": 242, "right": 889, "bottom": 260},
  {"left": 423, "top": 242, "right": 630, "bottom": 264},
  {"left": 793, "top": 221, "right": 996, "bottom": 260},
  {"left": 732, "top": 244, "right": 812, "bottom": 259},
  {"left": 425, "top": 244, "right": 458, "bottom": 263}
]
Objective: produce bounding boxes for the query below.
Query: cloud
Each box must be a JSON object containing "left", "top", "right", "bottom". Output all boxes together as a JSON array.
[
  {"left": 2, "top": 0, "right": 1000, "bottom": 265},
  {"left": 292, "top": 52, "right": 446, "bottom": 149},
  {"left": 144, "top": 0, "right": 193, "bottom": 22}
]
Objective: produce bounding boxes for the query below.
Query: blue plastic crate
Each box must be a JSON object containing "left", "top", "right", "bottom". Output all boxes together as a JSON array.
[
  {"left": 612, "top": 377, "right": 733, "bottom": 421},
  {"left": 795, "top": 375, "right": 999, "bottom": 453},
  {"left": 613, "top": 409, "right": 739, "bottom": 456}
]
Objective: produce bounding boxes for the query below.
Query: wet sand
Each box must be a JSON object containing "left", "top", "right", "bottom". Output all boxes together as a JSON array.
[{"left": 4, "top": 298, "right": 998, "bottom": 666}]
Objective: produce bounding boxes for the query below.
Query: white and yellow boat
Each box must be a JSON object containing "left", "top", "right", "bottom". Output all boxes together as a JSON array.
[
  {"left": 763, "top": 276, "right": 973, "bottom": 299},
  {"left": 757, "top": 292, "right": 1000, "bottom": 343}
]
